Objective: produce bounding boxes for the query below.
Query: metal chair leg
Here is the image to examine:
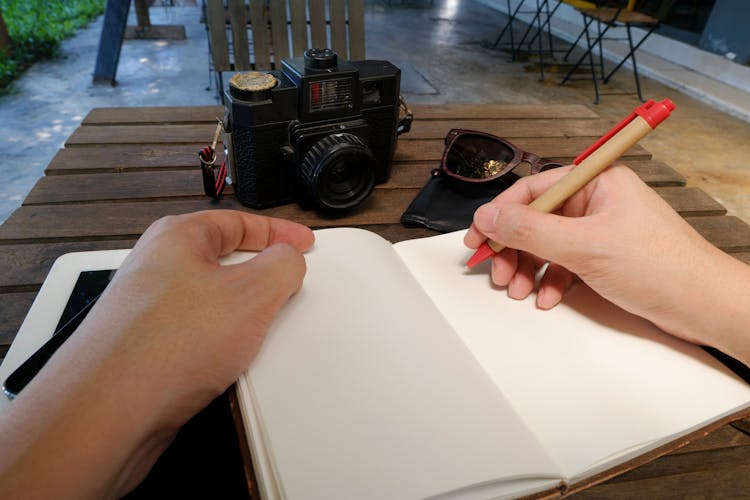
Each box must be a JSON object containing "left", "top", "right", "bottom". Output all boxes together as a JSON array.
[
  {"left": 216, "top": 71, "right": 225, "bottom": 105},
  {"left": 536, "top": 0, "right": 545, "bottom": 80},
  {"left": 563, "top": 14, "right": 592, "bottom": 61},
  {"left": 602, "top": 23, "right": 658, "bottom": 102},
  {"left": 583, "top": 21, "right": 600, "bottom": 104},
  {"left": 627, "top": 26, "right": 644, "bottom": 101},
  {"left": 544, "top": 0, "right": 559, "bottom": 58},
  {"left": 596, "top": 20, "right": 605, "bottom": 80},
  {"left": 511, "top": 4, "right": 541, "bottom": 61},
  {"left": 526, "top": 0, "right": 561, "bottom": 56},
  {"left": 560, "top": 14, "right": 611, "bottom": 85},
  {"left": 525, "top": 0, "right": 557, "bottom": 50},
  {"left": 493, "top": 0, "right": 523, "bottom": 52}
]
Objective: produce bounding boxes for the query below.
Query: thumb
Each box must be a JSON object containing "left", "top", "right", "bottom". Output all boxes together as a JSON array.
[
  {"left": 474, "top": 203, "right": 581, "bottom": 266},
  {"left": 227, "top": 243, "right": 308, "bottom": 337},
  {"left": 242, "top": 243, "right": 307, "bottom": 304}
]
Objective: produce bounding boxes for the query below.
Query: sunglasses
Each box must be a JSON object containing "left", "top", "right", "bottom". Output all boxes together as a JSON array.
[{"left": 439, "top": 129, "right": 564, "bottom": 184}]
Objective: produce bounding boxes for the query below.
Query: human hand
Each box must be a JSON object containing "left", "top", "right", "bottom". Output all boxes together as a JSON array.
[
  {"left": 96, "top": 209, "right": 314, "bottom": 407},
  {"left": 464, "top": 164, "right": 750, "bottom": 355},
  {"left": 0, "top": 210, "right": 314, "bottom": 498}
]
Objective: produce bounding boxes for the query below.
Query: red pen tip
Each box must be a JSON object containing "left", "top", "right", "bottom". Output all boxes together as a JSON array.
[{"left": 466, "top": 242, "right": 496, "bottom": 268}]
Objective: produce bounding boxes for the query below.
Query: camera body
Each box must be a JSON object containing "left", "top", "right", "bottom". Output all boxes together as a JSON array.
[{"left": 224, "top": 49, "right": 402, "bottom": 212}]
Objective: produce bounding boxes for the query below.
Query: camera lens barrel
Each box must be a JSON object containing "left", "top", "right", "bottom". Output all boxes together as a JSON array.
[{"left": 300, "top": 133, "right": 377, "bottom": 212}]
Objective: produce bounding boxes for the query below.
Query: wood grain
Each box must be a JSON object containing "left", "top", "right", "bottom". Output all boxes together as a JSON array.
[
  {"left": 0, "top": 292, "right": 35, "bottom": 350},
  {"left": 687, "top": 216, "right": 750, "bottom": 253},
  {"left": 80, "top": 104, "right": 599, "bottom": 125},
  {"left": 654, "top": 187, "right": 726, "bottom": 216},
  {"left": 404, "top": 119, "right": 609, "bottom": 139},
  {"left": 31, "top": 161, "right": 686, "bottom": 204},
  {"left": 46, "top": 144, "right": 203, "bottom": 173},
  {"left": 0, "top": 190, "right": 421, "bottom": 242},
  {"left": 0, "top": 240, "right": 137, "bottom": 291}
]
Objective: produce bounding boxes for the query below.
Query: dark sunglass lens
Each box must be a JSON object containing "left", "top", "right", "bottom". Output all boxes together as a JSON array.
[{"left": 446, "top": 135, "right": 515, "bottom": 179}]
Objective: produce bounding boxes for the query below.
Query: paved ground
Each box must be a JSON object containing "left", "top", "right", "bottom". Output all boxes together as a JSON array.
[
  {"left": 0, "top": 4, "right": 214, "bottom": 223},
  {"left": 1, "top": 0, "right": 749, "bottom": 224}
]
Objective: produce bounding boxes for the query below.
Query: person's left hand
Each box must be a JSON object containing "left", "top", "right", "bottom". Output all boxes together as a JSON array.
[
  {"left": 0, "top": 210, "right": 314, "bottom": 499},
  {"left": 97, "top": 210, "right": 314, "bottom": 409}
]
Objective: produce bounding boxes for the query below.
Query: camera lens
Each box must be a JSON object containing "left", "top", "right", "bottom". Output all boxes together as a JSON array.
[{"left": 300, "top": 134, "right": 377, "bottom": 212}]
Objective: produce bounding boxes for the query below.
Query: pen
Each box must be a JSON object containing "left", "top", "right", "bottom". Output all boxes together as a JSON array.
[{"left": 466, "top": 98, "right": 675, "bottom": 268}]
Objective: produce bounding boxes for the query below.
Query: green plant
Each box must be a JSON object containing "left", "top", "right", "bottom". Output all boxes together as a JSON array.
[{"left": 0, "top": 0, "right": 106, "bottom": 93}]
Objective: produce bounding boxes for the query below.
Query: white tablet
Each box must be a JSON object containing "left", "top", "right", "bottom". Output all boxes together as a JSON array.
[{"left": 0, "top": 249, "right": 130, "bottom": 410}]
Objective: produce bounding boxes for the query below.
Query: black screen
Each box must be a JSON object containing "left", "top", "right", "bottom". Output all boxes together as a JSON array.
[{"left": 55, "top": 270, "right": 115, "bottom": 331}]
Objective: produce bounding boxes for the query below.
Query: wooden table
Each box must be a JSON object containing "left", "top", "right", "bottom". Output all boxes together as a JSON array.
[{"left": 2, "top": 104, "right": 750, "bottom": 497}]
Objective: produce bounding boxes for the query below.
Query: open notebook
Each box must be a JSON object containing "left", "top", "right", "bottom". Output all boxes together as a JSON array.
[
  {"left": 231, "top": 228, "right": 750, "bottom": 499},
  {"left": 2, "top": 228, "right": 749, "bottom": 499}
]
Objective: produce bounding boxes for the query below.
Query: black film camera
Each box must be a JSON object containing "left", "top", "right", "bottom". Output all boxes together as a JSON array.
[{"left": 223, "top": 48, "right": 408, "bottom": 212}]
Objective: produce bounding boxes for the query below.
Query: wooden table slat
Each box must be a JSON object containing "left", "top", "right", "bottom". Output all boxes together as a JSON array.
[
  {"left": 66, "top": 124, "right": 632, "bottom": 153},
  {"left": 0, "top": 191, "right": 419, "bottom": 242},
  {"left": 627, "top": 160, "right": 686, "bottom": 186},
  {"left": 0, "top": 240, "right": 138, "bottom": 291},
  {"left": 394, "top": 119, "right": 609, "bottom": 139},
  {"left": 46, "top": 144, "right": 204, "bottom": 174},
  {"left": 409, "top": 103, "right": 599, "bottom": 120},
  {"left": 671, "top": 420, "right": 750, "bottom": 454},
  {"left": 82, "top": 106, "right": 223, "bottom": 125},
  {"left": 81, "top": 104, "right": 600, "bottom": 125},
  {"left": 732, "top": 252, "right": 750, "bottom": 266},
  {"left": 30, "top": 160, "right": 688, "bottom": 205},
  {"left": 0, "top": 292, "right": 36, "bottom": 350},
  {"left": 47, "top": 137, "right": 652, "bottom": 174},
  {"left": 687, "top": 216, "right": 750, "bottom": 253},
  {"left": 75, "top": 118, "right": 608, "bottom": 142},
  {"left": 572, "top": 460, "right": 750, "bottom": 498},
  {"left": 24, "top": 171, "right": 226, "bottom": 205},
  {"left": 66, "top": 124, "right": 218, "bottom": 146},
  {"left": 654, "top": 187, "right": 727, "bottom": 216}
]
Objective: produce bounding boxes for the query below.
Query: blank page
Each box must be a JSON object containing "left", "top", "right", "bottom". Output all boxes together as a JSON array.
[{"left": 395, "top": 230, "right": 750, "bottom": 480}]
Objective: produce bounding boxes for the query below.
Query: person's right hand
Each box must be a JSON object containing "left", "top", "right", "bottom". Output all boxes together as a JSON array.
[{"left": 465, "top": 165, "right": 750, "bottom": 364}]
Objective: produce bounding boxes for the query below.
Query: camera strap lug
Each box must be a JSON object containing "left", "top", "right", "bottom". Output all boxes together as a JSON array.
[
  {"left": 396, "top": 95, "right": 413, "bottom": 136},
  {"left": 199, "top": 120, "right": 231, "bottom": 199}
]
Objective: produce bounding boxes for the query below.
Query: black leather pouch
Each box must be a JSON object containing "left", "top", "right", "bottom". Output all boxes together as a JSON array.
[{"left": 400, "top": 170, "right": 519, "bottom": 233}]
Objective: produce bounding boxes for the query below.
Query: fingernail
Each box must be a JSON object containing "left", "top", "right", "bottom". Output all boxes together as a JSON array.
[
  {"left": 537, "top": 288, "right": 547, "bottom": 309},
  {"left": 475, "top": 205, "right": 500, "bottom": 232}
]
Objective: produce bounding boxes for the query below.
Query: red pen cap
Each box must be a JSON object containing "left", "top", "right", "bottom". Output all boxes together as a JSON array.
[
  {"left": 634, "top": 98, "right": 675, "bottom": 129},
  {"left": 573, "top": 98, "right": 675, "bottom": 165}
]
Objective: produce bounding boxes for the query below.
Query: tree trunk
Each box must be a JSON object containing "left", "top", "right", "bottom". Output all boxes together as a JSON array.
[{"left": 0, "top": 9, "right": 11, "bottom": 51}]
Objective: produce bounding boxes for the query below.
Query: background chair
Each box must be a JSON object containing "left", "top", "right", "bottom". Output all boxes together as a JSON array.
[
  {"left": 491, "top": 0, "right": 595, "bottom": 81},
  {"left": 560, "top": 0, "right": 675, "bottom": 103},
  {"left": 204, "top": 0, "right": 365, "bottom": 103},
  {"left": 491, "top": 0, "right": 560, "bottom": 80}
]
